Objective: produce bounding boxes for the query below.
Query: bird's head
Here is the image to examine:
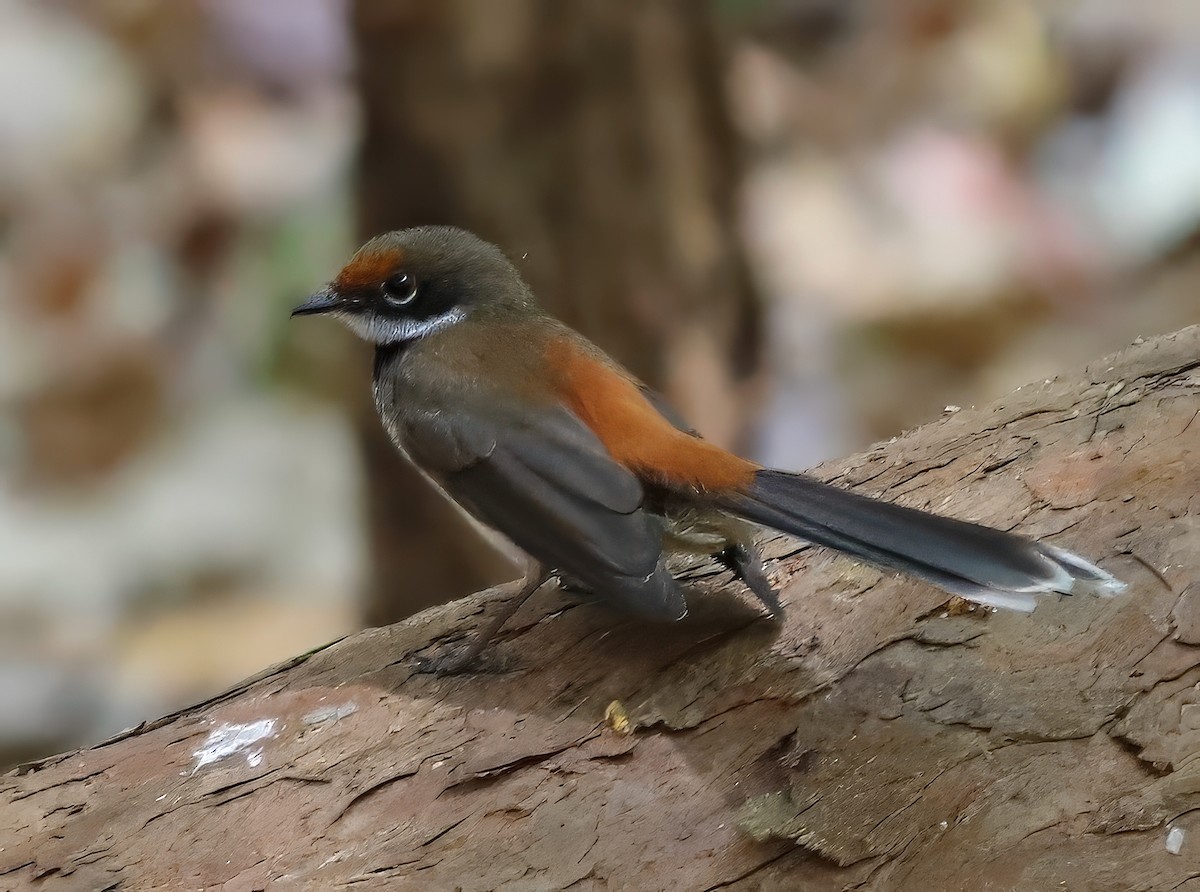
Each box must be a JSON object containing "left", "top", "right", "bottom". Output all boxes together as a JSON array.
[{"left": 292, "top": 226, "right": 535, "bottom": 344}]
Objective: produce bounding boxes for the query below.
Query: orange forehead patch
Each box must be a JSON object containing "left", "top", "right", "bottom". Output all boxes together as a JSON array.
[{"left": 335, "top": 247, "right": 405, "bottom": 289}]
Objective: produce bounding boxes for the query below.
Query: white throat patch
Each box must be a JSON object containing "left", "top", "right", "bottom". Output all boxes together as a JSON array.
[{"left": 339, "top": 308, "right": 466, "bottom": 344}]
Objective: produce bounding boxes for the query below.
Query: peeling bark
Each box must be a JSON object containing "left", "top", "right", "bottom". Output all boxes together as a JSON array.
[{"left": 2, "top": 327, "right": 1198, "bottom": 891}]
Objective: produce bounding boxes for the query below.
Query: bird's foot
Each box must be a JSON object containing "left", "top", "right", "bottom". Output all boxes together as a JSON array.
[
  {"left": 413, "top": 646, "right": 479, "bottom": 677},
  {"left": 555, "top": 574, "right": 594, "bottom": 596},
  {"left": 717, "top": 542, "right": 785, "bottom": 620}
]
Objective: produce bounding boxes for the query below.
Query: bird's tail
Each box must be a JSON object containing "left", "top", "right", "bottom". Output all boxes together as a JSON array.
[{"left": 718, "top": 469, "right": 1126, "bottom": 612}]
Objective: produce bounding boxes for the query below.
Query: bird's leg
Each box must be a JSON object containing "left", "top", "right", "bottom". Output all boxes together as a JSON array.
[
  {"left": 416, "top": 563, "right": 552, "bottom": 675},
  {"left": 458, "top": 565, "right": 551, "bottom": 663},
  {"left": 717, "top": 542, "right": 784, "bottom": 619}
]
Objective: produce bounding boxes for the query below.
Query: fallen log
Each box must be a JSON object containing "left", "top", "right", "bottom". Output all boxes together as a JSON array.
[{"left": 2, "top": 326, "right": 1198, "bottom": 891}]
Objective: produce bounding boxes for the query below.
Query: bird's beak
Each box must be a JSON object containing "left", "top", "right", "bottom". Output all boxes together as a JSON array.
[{"left": 291, "top": 286, "right": 340, "bottom": 317}]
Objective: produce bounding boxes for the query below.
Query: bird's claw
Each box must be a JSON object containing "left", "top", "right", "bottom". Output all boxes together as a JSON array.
[{"left": 413, "top": 647, "right": 476, "bottom": 676}]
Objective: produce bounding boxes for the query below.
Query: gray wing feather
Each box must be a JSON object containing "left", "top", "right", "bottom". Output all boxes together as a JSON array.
[{"left": 402, "top": 403, "right": 684, "bottom": 620}]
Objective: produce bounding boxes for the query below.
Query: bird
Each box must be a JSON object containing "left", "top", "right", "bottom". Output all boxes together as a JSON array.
[{"left": 292, "top": 225, "right": 1126, "bottom": 672}]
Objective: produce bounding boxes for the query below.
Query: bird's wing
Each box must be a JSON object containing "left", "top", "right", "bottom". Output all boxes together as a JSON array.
[
  {"left": 635, "top": 383, "right": 698, "bottom": 437},
  {"left": 401, "top": 402, "right": 685, "bottom": 620},
  {"left": 544, "top": 336, "right": 759, "bottom": 494}
]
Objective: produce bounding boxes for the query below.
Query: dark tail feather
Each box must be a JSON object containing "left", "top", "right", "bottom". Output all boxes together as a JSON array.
[{"left": 718, "top": 470, "right": 1126, "bottom": 612}]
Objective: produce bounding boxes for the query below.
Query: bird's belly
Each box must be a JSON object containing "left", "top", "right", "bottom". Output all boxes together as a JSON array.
[
  {"left": 404, "top": 456, "right": 526, "bottom": 572},
  {"left": 371, "top": 378, "right": 526, "bottom": 573}
]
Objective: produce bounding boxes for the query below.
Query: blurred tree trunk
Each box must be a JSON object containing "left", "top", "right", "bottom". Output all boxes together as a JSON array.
[{"left": 351, "top": 0, "right": 763, "bottom": 624}]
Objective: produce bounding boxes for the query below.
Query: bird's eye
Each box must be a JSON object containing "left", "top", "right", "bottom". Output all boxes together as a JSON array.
[{"left": 382, "top": 272, "right": 418, "bottom": 305}]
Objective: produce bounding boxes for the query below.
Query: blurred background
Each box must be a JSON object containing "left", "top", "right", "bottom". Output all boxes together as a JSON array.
[{"left": 1, "top": 0, "right": 1197, "bottom": 767}]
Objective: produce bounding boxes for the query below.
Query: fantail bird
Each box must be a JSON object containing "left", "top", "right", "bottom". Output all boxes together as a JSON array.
[{"left": 293, "top": 226, "right": 1126, "bottom": 671}]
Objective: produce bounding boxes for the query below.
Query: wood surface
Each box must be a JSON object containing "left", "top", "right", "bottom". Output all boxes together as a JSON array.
[{"left": 3, "top": 326, "right": 1197, "bottom": 891}]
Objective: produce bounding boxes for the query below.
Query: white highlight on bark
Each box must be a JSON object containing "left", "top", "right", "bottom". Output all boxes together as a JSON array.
[
  {"left": 1167, "top": 826, "right": 1185, "bottom": 855},
  {"left": 302, "top": 702, "right": 359, "bottom": 725},
  {"left": 192, "top": 718, "right": 277, "bottom": 772}
]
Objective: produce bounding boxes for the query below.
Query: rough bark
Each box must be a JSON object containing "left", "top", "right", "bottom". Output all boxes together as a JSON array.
[
  {"left": 352, "top": 0, "right": 762, "bottom": 624},
  {"left": 2, "top": 326, "right": 1198, "bottom": 891}
]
